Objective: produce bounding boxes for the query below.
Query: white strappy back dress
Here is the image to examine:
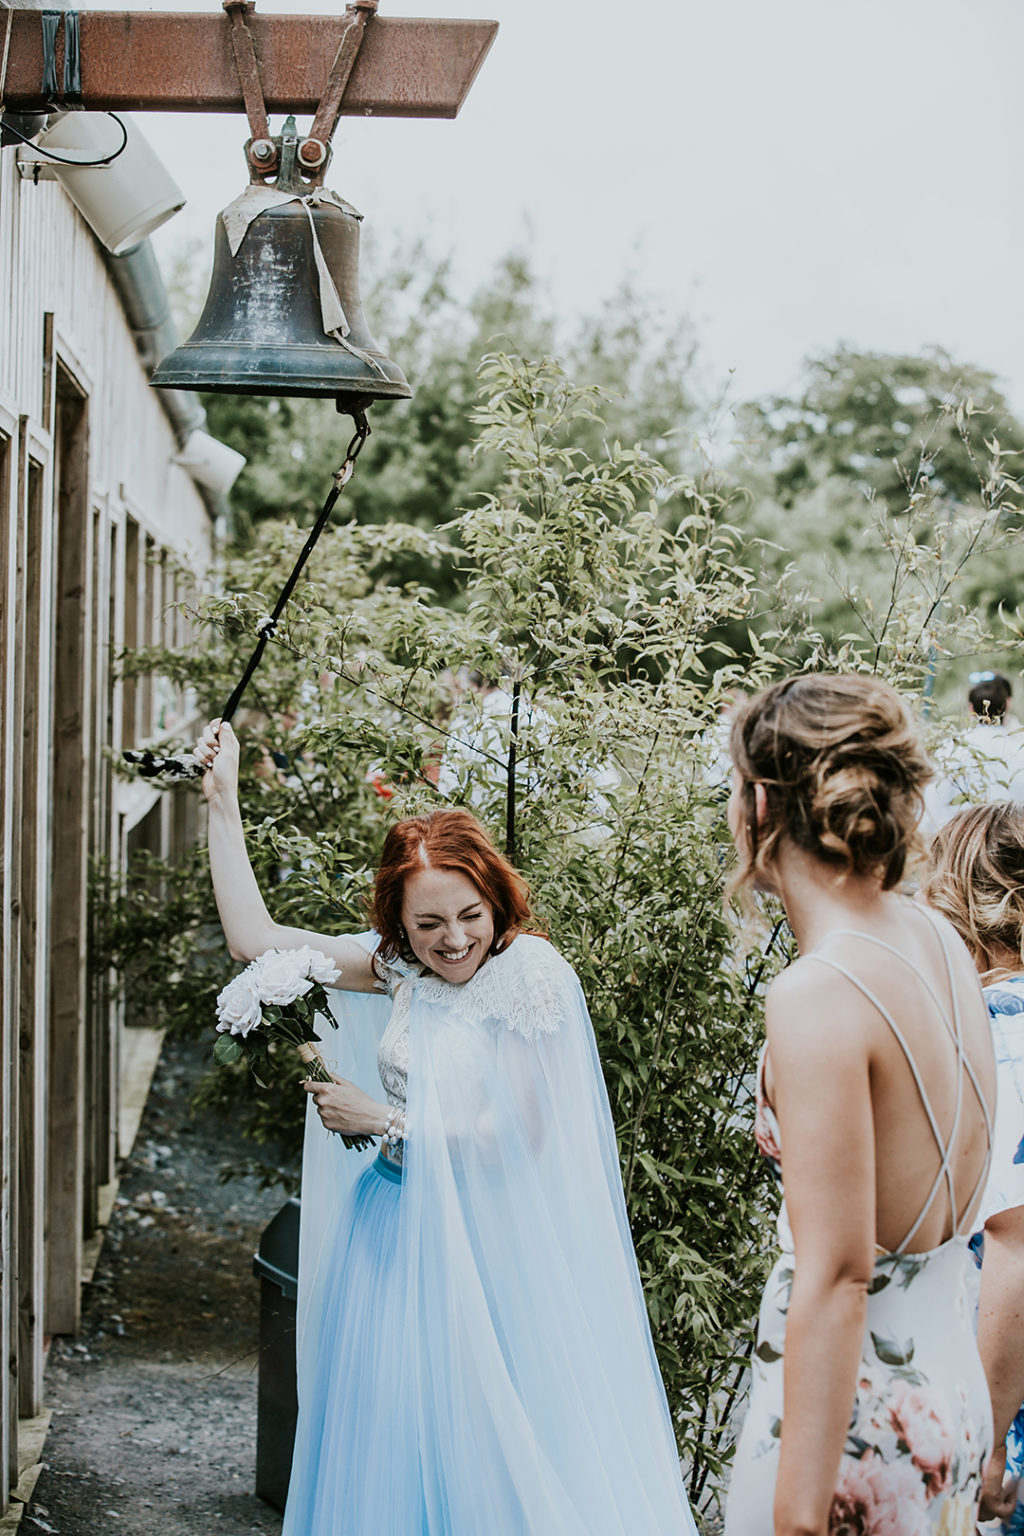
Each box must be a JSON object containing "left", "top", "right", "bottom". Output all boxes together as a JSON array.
[{"left": 725, "top": 912, "right": 994, "bottom": 1535}]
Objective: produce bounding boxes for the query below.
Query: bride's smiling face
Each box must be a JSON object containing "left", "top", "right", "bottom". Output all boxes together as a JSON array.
[{"left": 401, "top": 866, "right": 495, "bottom": 982}]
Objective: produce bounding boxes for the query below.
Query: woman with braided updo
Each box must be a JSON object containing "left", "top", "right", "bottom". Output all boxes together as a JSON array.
[
  {"left": 924, "top": 804, "right": 1024, "bottom": 1531},
  {"left": 724, "top": 674, "right": 996, "bottom": 1536}
]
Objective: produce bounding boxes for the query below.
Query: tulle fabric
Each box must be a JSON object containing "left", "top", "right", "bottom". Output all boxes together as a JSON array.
[
  {"left": 294, "top": 944, "right": 387, "bottom": 1411},
  {"left": 289, "top": 933, "right": 698, "bottom": 1535},
  {"left": 285, "top": 1157, "right": 427, "bottom": 1533}
]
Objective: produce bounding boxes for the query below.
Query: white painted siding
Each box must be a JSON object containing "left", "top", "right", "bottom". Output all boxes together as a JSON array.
[{"left": 0, "top": 147, "right": 214, "bottom": 1510}]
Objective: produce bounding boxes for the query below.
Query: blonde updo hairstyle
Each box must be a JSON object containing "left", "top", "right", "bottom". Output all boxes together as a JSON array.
[
  {"left": 922, "top": 803, "right": 1024, "bottom": 976},
  {"left": 729, "top": 674, "right": 931, "bottom": 896}
]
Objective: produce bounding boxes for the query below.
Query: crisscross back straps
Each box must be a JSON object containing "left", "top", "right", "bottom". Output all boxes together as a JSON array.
[
  {"left": 805, "top": 914, "right": 991, "bottom": 1253},
  {"left": 828, "top": 913, "right": 994, "bottom": 1150}
]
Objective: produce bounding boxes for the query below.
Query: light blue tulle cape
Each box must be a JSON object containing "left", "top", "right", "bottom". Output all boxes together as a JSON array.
[{"left": 285, "top": 933, "right": 698, "bottom": 1535}]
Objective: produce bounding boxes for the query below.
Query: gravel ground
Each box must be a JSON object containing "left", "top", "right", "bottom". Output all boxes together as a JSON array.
[{"left": 25, "top": 1033, "right": 292, "bottom": 1536}]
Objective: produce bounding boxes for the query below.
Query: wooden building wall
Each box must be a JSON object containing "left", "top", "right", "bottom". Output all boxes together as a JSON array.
[{"left": 0, "top": 150, "right": 214, "bottom": 1508}]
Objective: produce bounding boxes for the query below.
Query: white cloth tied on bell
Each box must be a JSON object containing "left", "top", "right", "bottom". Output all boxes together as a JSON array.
[{"left": 221, "top": 184, "right": 388, "bottom": 377}]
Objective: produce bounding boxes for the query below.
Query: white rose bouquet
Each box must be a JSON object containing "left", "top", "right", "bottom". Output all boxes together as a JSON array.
[{"left": 214, "top": 946, "right": 372, "bottom": 1150}]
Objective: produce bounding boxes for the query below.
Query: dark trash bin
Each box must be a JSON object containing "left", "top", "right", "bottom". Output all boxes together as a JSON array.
[{"left": 253, "top": 1196, "right": 301, "bottom": 1511}]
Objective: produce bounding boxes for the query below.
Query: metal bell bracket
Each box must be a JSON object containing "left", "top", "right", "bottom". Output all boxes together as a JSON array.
[
  {"left": 123, "top": 406, "right": 373, "bottom": 785},
  {"left": 224, "top": 0, "right": 379, "bottom": 188}
]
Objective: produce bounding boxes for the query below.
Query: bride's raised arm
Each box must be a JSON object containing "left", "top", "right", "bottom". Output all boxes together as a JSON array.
[{"left": 194, "top": 718, "right": 380, "bottom": 993}]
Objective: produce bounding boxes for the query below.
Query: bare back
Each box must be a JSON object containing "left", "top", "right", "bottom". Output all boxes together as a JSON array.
[
  {"left": 765, "top": 899, "right": 996, "bottom": 1254},
  {"left": 732, "top": 896, "right": 997, "bottom": 1536}
]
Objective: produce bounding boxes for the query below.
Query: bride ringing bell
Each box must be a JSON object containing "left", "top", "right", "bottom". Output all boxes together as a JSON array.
[{"left": 195, "top": 715, "right": 700, "bottom": 1536}]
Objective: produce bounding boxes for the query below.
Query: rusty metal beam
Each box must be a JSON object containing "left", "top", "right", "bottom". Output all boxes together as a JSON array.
[{"left": 2, "top": 11, "right": 499, "bottom": 119}]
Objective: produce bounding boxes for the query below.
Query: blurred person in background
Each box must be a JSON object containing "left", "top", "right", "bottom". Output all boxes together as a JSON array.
[
  {"left": 923, "top": 671, "right": 1024, "bottom": 834},
  {"left": 924, "top": 803, "right": 1024, "bottom": 1532},
  {"left": 437, "top": 665, "right": 618, "bottom": 842}
]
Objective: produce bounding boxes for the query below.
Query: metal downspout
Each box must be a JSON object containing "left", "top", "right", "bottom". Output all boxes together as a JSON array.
[{"left": 102, "top": 238, "right": 230, "bottom": 527}]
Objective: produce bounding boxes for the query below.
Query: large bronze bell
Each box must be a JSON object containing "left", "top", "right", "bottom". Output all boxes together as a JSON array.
[{"left": 151, "top": 118, "right": 409, "bottom": 405}]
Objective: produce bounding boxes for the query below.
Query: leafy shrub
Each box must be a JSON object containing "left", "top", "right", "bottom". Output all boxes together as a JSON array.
[{"left": 106, "top": 353, "right": 1024, "bottom": 1519}]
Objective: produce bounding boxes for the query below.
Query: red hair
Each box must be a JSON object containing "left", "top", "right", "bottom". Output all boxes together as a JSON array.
[{"left": 369, "top": 809, "right": 538, "bottom": 969}]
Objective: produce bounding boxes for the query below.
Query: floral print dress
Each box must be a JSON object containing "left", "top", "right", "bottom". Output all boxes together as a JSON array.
[
  {"left": 972, "top": 973, "right": 1024, "bottom": 1535},
  {"left": 725, "top": 920, "right": 994, "bottom": 1536}
]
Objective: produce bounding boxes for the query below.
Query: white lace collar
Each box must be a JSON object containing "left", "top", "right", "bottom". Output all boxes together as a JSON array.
[{"left": 409, "top": 934, "right": 575, "bottom": 1041}]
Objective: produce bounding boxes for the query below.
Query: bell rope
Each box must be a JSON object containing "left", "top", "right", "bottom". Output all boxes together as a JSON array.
[{"left": 123, "top": 407, "right": 372, "bottom": 785}]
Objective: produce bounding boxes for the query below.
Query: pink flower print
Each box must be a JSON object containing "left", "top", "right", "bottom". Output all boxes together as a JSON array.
[
  {"left": 888, "top": 1381, "right": 955, "bottom": 1497},
  {"left": 753, "top": 1079, "right": 782, "bottom": 1165},
  {"left": 753, "top": 1108, "right": 782, "bottom": 1165},
  {"left": 829, "top": 1452, "right": 929, "bottom": 1536},
  {"left": 753, "top": 1048, "right": 783, "bottom": 1165},
  {"left": 857, "top": 1361, "right": 893, "bottom": 1405}
]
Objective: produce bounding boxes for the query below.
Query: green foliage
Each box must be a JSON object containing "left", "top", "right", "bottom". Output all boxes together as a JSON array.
[
  {"left": 92, "top": 844, "right": 225, "bottom": 1036},
  {"left": 104, "top": 343, "right": 1024, "bottom": 1520},
  {"left": 734, "top": 346, "right": 1024, "bottom": 684},
  {"left": 740, "top": 345, "right": 1024, "bottom": 510},
  {"left": 108, "top": 353, "right": 776, "bottom": 1512},
  {"left": 198, "top": 247, "right": 702, "bottom": 574}
]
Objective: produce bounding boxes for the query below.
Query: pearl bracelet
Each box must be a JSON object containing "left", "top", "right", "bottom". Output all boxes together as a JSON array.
[{"left": 381, "top": 1107, "right": 406, "bottom": 1152}]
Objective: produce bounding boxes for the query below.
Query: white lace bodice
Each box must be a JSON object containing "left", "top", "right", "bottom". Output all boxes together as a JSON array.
[
  {"left": 374, "top": 934, "right": 574, "bottom": 1112},
  {"left": 377, "top": 977, "right": 413, "bottom": 1109}
]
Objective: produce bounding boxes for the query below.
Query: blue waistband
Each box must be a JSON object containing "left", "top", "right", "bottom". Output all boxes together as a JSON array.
[{"left": 373, "top": 1152, "right": 403, "bottom": 1185}]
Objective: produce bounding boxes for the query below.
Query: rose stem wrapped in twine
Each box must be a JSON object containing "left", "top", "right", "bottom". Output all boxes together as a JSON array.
[
  {"left": 296, "top": 1040, "right": 333, "bottom": 1084},
  {"left": 296, "top": 1040, "right": 373, "bottom": 1151}
]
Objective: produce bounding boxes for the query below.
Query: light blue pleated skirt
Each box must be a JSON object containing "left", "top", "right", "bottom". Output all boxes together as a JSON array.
[{"left": 282, "top": 1155, "right": 427, "bottom": 1536}]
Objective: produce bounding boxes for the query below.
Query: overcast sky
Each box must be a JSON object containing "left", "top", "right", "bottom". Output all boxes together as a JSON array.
[{"left": 101, "top": 0, "right": 1024, "bottom": 415}]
